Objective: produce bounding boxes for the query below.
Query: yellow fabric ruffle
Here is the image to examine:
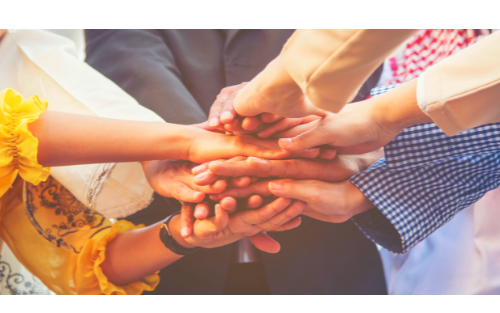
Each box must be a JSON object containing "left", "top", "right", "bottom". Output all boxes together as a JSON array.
[
  {"left": 0, "top": 88, "right": 50, "bottom": 197},
  {"left": 75, "top": 220, "right": 160, "bottom": 295}
]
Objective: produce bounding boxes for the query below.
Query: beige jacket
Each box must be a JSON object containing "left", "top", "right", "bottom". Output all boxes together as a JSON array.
[
  {"left": 280, "top": 29, "right": 418, "bottom": 112},
  {"left": 417, "top": 31, "right": 500, "bottom": 136},
  {"left": 280, "top": 29, "right": 500, "bottom": 136}
]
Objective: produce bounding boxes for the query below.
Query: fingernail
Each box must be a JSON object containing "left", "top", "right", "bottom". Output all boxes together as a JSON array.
[
  {"left": 181, "top": 227, "right": 190, "bottom": 238},
  {"left": 220, "top": 111, "right": 233, "bottom": 121},
  {"left": 269, "top": 182, "right": 282, "bottom": 191},
  {"left": 279, "top": 138, "right": 292, "bottom": 149},
  {"left": 209, "top": 117, "right": 219, "bottom": 127},
  {"left": 192, "top": 165, "right": 205, "bottom": 174},
  {"left": 195, "top": 172, "right": 207, "bottom": 180}
]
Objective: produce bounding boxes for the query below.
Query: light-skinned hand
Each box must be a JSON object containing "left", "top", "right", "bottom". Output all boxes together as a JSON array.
[
  {"left": 141, "top": 159, "right": 227, "bottom": 204},
  {"left": 191, "top": 151, "right": 382, "bottom": 188},
  {"left": 213, "top": 178, "right": 374, "bottom": 224},
  {"left": 175, "top": 196, "right": 304, "bottom": 253},
  {"left": 233, "top": 57, "right": 327, "bottom": 119},
  {"left": 277, "top": 79, "right": 432, "bottom": 155}
]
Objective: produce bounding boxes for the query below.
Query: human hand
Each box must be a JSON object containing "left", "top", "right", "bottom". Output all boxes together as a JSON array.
[
  {"left": 277, "top": 79, "right": 432, "bottom": 155},
  {"left": 205, "top": 83, "right": 284, "bottom": 134},
  {"left": 172, "top": 196, "right": 304, "bottom": 253},
  {"left": 141, "top": 159, "right": 228, "bottom": 204},
  {"left": 233, "top": 57, "right": 327, "bottom": 119},
  {"left": 214, "top": 179, "right": 374, "bottom": 223},
  {"left": 191, "top": 151, "right": 382, "bottom": 187},
  {"left": 187, "top": 127, "right": 322, "bottom": 164}
]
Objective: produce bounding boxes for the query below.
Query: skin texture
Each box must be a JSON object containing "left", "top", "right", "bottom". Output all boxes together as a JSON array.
[
  {"left": 233, "top": 57, "right": 326, "bottom": 118},
  {"left": 28, "top": 111, "right": 296, "bottom": 167},
  {"left": 214, "top": 179, "right": 374, "bottom": 224},
  {"left": 277, "top": 79, "right": 432, "bottom": 155},
  {"left": 22, "top": 109, "right": 308, "bottom": 288},
  {"left": 101, "top": 196, "right": 303, "bottom": 286},
  {"left": 180, "top": 151, "right": 383, "bottom": 236}
]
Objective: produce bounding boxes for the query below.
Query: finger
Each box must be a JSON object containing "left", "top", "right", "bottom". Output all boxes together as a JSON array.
[
  {"left": 215, "top": 180, "right": 273, "bottom": 199},
  {"left": 230, "top": 176, "right": 251, "bottom": 188},
  {"left": 224, "top": 117, "right": 243, "bottom": 132},
  {"left": 219, "top": 196, "right": 237, "bottom": 213},
  {"left": 247, "top": 157, "right": 326, "bottom": 180},
  {"left": 239, "top": 197, "right": 292, "bottom": 225},
  {"left": 319, "top": 148, "right": 337, "bottom": 160},
  {"left": 241, "top": 116, "right": 264, "bottom": 130},
  {"left": 194, "top": 169, "right": 220, "bottom": 186},
  {"left": 257, "top": 118, "right": 303, "bottom": 138},
  {"left": 208, "top": 160, "right": 253, "bottom": 177},
  {"left": 194, "top": 202, "right": 210, "bottom": 220},
  {"left": 260, "top": 113, "right": 283, "bottom": 123},
  {"left": 167, "top": 182, "right": 206, "bottom": 203},
  {"left": 210, "top": 180, "right": 228, "bottom": 193},
  {"left": 268, "top": 180, "right": 315, "bottom": 203},
  {"left": 244, "top": 143, "right": 290, "bottom": 160},
  {"left": 272, "top": 120, "right": 320, "bottom": 139},
  {"left": 248, "top": 232, "right": 281, "bottom": 253},
  {"left": 213, "top": 204, "right": 229, "bottom": 229},
  {"left": 208, "top": 100, "right": 223, "bottom": 129},
  {"left": 289, "top": 148, "right": 321, "bottom": 159},
  {"left": 254, "top": 200, "right": 305, "bottom": 231},
  {"left": 278, "top": 122, "right": 333, "bottom": 152},
  {"left": 209, "top": 194, "right": 219, "bottom": 201},
  {"left": 220, "top": 92, "right": 238, "bottom": 125},
  {"left": 192, "top": 163, "right": 209, "bottom": 175},
  {"left": 246, "top": 195, "right": 263, "bottom": 209},
  {"left": 180, "top": 203, "right": 195, "bottom": 238},
  {"left": 271, "top": 216, "right": 302, "bottom": 232}
]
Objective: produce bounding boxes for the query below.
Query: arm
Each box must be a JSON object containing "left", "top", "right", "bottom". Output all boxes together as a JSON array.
[
  {"left": 101, "top": 196, "right": 304, "bottom": 286},
  {"left": 28, "top": 110, "right": 291, "bottom": 167},
  {"left": 418, "top": 31, "right": 500, "bottom": 135},
  {"left": 232, "top": 29, "right": 417, "bottom": 118},
  {"left": 3, "top": 176, "right": 302, "bottom": 294}
]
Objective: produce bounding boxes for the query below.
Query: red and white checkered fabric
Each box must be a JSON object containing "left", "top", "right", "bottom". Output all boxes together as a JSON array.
[{"left": 384, "top": 29, "right": 492, "bottom": 85}]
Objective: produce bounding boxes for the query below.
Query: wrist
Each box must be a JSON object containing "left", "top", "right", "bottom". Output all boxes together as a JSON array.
[
  {"left": 167, "top": 214, "right": 198, "bottom": 249},
  {"left": 159, "top": 124, "right": 198, "bottom": 161},
  {"left": 371, "top": 79, "right": 432, "bottom": 134},
  {"left": 252, "top": 57, "right": 304, "bottom": 108}
]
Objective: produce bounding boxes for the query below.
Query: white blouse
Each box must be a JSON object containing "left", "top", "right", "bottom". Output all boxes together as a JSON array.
[{"left": 0, "top": 29, "right": 164, "bottom": 218}]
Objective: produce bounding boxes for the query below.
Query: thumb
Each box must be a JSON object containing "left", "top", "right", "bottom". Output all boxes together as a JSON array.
[
  {"left": 248, "top": 232, "right": 281, "bottom": 253},
  {"left": 268, "top": 180, "right": 316, "bottom": 204},
  {"left": 278, "top": 123, "right": 332, "bottom": 152}
]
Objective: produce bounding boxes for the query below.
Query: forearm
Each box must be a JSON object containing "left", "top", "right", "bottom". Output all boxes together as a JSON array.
[
  {"left": 101, "top": 215, "right": 191, "bottom": 286},
  {"left": 29, "top": 111, "right": 194, "bottom": 166},
  {"left": 371, "top": 79, "right": 432, "bottom": 133}
]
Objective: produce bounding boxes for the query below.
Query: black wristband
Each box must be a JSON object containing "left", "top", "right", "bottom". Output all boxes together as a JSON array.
[{"left": 159, "top": 212, "right": 200, "bottom": 255}]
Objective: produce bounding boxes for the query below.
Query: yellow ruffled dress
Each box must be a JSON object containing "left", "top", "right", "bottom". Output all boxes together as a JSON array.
[{"left": 0, "top": 88, "right": 159, "bottom": 294}]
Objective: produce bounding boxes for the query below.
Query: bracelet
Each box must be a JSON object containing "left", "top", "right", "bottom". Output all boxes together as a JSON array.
[{"left": 159, "top": 211, "right": 200, "bottom": 255}]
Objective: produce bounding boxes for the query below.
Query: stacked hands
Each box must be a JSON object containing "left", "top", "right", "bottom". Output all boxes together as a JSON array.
[{"left": 142, "top": 77, "right": 405, "bottom": 254}]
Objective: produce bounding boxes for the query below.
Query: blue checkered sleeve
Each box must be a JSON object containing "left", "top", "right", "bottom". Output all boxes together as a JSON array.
[{"left": 348, "top": 85, "right": 500, "bottom": 254}]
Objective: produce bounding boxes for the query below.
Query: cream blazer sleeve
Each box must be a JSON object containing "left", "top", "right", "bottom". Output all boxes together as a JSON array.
[
  {"left": 280, "top": 29, "right": 418, "bottom": 112},
  {"left": 0, "top": 29, "right": 164, "bottom": 218},
  {"left": 417, "top": 31, "right": 500, "bottom": 136}
]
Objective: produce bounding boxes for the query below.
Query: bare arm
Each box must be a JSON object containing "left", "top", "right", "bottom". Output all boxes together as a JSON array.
[
  {"left": 28, "top": 111, "right": 290, "bottom": 167},
  {"left": 102, "top": 197, "right": 303, "bottom": 286}
]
